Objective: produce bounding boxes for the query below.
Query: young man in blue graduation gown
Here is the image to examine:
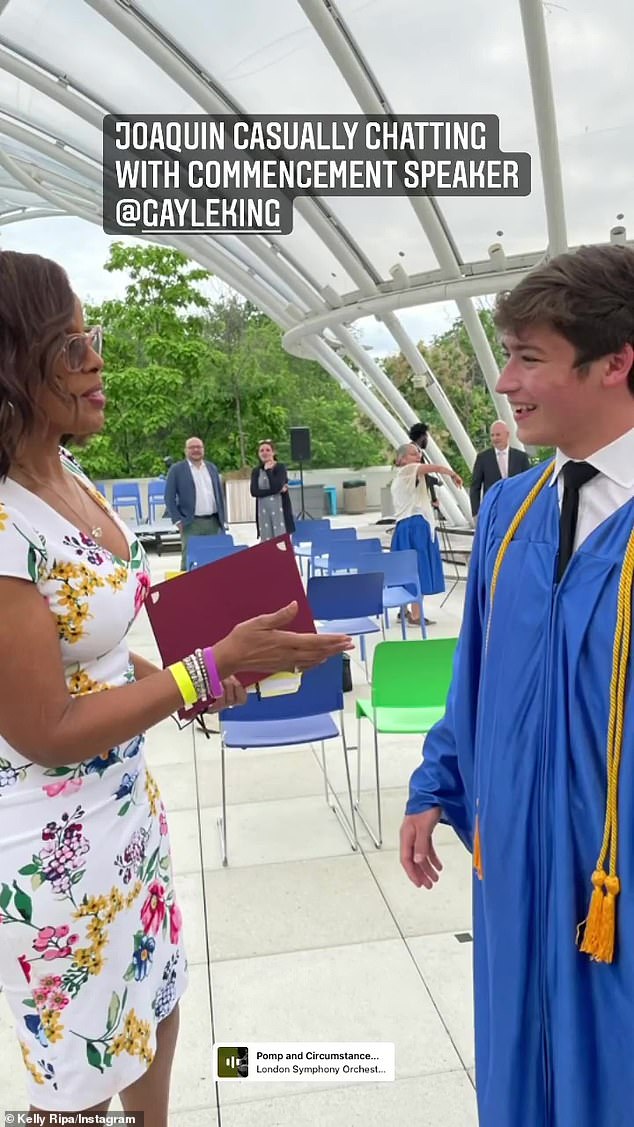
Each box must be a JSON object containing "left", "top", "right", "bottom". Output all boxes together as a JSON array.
[{"left": 400, "top": 244, "right": 634, "bottom": 1127}]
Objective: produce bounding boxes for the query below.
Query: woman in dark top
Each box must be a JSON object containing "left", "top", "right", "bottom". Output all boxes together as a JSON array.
[{"left": 250, "top": 440, "right": 295, "bottom": 539}]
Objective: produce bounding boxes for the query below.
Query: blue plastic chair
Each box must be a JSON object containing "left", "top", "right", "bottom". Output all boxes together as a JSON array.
[
  {"left": 309, "top": 527, "right": 358, "bottom": 576},
  {"left": 292, "top": 519, "right": 332, "bottom": 574},
  {"left": 112, "top": 482, "right": 142, "bottom": 523},
  {"left": 217, "top": 655, "right": 356, "bottom": 865},
  {"left": 322, "top": 539, "right": 384, "bottom": 576},
  {"left": 186, "top": 534, "right": 239, "bottom": 569},
  {"left": 324, "top": 485, "right": 338, "bottom": 515},
  {"left": 357, "top": 537, "right": 383, "bottom": 555},
  {"left": 293, "top": 519, "right": 331, "bottom": 539},
  {"left": 147, "top": 479, "right": 166, "bottom": 522},
  {"left": 308, "top": 572, "right": 384, "bottom": 679},
  {"left": 359, "top": 549, "right": 426, "bottom": 639}
]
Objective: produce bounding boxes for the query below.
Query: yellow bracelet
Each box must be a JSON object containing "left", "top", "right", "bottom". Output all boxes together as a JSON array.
[{"left": 168, "top": 661, "right": 198, "bottom": 707}]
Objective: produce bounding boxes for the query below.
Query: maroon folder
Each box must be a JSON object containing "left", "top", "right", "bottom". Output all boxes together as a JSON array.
[{"left": 145, "top": 534, "right": 315, "bottom": 718}]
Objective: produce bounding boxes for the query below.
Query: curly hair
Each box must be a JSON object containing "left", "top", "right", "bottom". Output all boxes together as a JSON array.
[
  {"left": 494, "top": 245, "right": 634, "bottom": 394},
  {"left": 0, "top": 250, "right": 76, "bottom": 479}
]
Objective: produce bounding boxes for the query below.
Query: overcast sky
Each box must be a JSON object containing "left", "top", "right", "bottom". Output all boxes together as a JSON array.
[{"left": 0, "top": 0, "right": 630, "bottom": 358}]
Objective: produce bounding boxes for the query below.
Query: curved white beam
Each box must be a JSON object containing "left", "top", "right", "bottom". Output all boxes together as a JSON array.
[
  {"left": 283, "top": 267, "right": 530, "bottom": 348},
  {"left": 518, "top": 0, "right": 567, "bottom": 255},
  {"left": 296, "top": 0, "right": 516, "bottom": 433},
  {"left": 297, "top": 0, "right": 460, "bottom": 275},
  {"left": 381, "top": 312, "right": 478, "bottom": 465},
  {"left": 0, "top": 146, "right": 100, "bottom": 225},
  {"left": 0, "top": 0, "right": 511, "bottom": 453},
  {"left": 0, "top": 44, "right": 107, "bottom": 129},
  {"left": 84, "top": 0, "right": 381, "bottom": 288},
  {"left": 0, "top": 207, "right": 62, "bottom": 224}
]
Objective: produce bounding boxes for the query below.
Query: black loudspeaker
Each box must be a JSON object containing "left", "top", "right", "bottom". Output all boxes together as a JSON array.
[{"left": 290, "top": 426, "right": 311, "bottom": 463}]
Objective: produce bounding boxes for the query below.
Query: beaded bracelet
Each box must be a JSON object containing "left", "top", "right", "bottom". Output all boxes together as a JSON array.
[
  {"left": 194, "top": 648, "right": 212, "bottom": 699},
  {"left": 203, "top": 646, "right": 224, "bottom": 699},
  {"left": 183, "top": 653, "right": 207, "bottom": 702}
]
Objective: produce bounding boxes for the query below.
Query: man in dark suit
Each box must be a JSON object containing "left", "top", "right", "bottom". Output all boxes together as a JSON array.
[
  {"left": 469, "top": 420, "right": 531, "bottom": 517},
  {"left": 165, "top": 436, "right": 227, "bottom": 569}
]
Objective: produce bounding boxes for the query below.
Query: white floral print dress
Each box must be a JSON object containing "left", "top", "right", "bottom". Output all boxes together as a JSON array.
[{"left": 0, "top": 450, "right": 187, "bottom": 1110}]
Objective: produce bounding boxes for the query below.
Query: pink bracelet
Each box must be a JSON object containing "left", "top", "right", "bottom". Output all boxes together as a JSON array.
[{"left": 202, "top": 646, "right": 224, "bottom": 699}]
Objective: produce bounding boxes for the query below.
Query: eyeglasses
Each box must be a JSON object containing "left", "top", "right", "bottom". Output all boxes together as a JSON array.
[{"left": 62, "top": 326, "right": 103, "bottom": 371}]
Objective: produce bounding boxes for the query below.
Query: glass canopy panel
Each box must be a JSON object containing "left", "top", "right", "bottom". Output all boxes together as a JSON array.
[
  {"left": 0, "top": 0, "right": 202, "bottom": 114},
  {"left": 336, "top": 0, "right": 547, "bottom": 261},
  {"left": 270, "top": 207, "right": 360, "bottom": 295},
  {"left": 0, "top": 74, "right": 102, "bottom": 156},
  {"left": 0, "top": 186, "right": 48, "bottom": 208},
  {"left": 322, "top": 194, "right": 441, "bottom": 279},
  {"left": 205, "top": 234, "right": 309, "bottom": 308},
  {"left": 0, "top": 138, "right": 98, "bottom": 188},
  {"left": 546, "top": 1, "right": 633, "bottom": 249},
  {"left": 133, "top": 0, "right": 360, "bottom": 114}
]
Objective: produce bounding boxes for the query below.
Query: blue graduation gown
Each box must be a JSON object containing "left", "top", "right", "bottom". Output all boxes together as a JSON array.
[{"left": 407, "top": 463, "right": 634, "bottom": 1127}]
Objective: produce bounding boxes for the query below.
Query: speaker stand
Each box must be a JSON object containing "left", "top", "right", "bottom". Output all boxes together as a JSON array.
[
  {"left": 438, "top": 515, "right": 466, "bottom": 606},
  {"left": 296, "top": 461, "right": 314, "bottom": 519}
]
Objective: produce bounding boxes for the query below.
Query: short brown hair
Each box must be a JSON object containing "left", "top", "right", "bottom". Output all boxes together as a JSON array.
[
  {"left": 0, "top": 251, "right": 75, "bottom": 478},
  {"left": 494, "top": 244, "right": 634, "bottom": 394}
]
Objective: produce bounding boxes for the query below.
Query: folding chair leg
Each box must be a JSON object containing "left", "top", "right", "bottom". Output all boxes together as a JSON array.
[
  {"left": 216, "top": 732, "right": 229, "bottom": 866},
  {"left": 320, "top": 741, "right": 329, "bottom": 804},
  {"left": 419, "top": 598, "right": 427, "bottom": 639},
  {"left": 400, "top": 610, "right": 407, "bottom": 641},
  {"left": 353, "top": 721, "right": 383, "bottom": 848},
  {"left": 356, "top": 714, "right": 362, "bottom": 802},
  {"left": 360, "top": 634, "right": 369, "bottom": 682},
  {"left": 318, "top": 727, "right": 358, "bottom": 851}
]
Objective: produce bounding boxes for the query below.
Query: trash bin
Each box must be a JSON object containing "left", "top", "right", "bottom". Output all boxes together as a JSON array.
[{"left": 343, "top": 479, "right": 367, "bottom": 514}]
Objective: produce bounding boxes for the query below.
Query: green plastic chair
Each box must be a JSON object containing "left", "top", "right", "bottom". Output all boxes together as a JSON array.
[{"left": 354, "top": 638, "right": 458, "bottom": 847}]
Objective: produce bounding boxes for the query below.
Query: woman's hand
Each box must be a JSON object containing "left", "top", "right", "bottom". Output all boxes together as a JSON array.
[
  {"left": 450, "top": 471, "right": 463, "bottom": 487},
  {"left": 205, "top": 675, "right": 247, "bottom": 714},
  {"left": 213, "top": 602, "right": 354, "bottom": 677}
]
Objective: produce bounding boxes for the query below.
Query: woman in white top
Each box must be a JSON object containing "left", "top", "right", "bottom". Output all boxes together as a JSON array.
[
  {"left": 0, "top": 250, "right": 353, "bottom": 1123},
  {"left": 390, "top": 443, "right": 462, "bottom": 623}
]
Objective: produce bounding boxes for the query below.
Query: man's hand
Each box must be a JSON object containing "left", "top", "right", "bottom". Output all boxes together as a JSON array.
[{"left": 400, "top": 808, "right": 443, "bottom": 888}]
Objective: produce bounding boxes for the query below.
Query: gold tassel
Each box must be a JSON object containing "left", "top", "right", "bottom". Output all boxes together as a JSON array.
[
  {"left": 579, "top": 869, "right": 606, "bottom": 956},
  {"left": 473, "top": 814, "right": 483, "bottom": 881},
  {"left": 594, "top": 875, "right": 620, "bottom": 964}
]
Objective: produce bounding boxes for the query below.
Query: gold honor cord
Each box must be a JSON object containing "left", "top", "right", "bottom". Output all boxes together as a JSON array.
[
  {"left": 578, "top": 530, "right": 634, "bottom": 963},
  {"left": 473, "top": 463, "right": 555, "bottom": 880},
  {"left": 475, "top": 462, "right": 634, "bottom": 965}
]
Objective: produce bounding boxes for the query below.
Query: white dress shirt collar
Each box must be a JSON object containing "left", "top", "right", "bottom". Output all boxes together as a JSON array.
[{"left": 549, "top": 427, "right": 634, "bottom": 488}]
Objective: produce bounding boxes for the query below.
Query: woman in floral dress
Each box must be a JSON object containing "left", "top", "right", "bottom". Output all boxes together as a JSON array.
[{"left": 0, "top": 251, "right": 352, "bottom": 1121}]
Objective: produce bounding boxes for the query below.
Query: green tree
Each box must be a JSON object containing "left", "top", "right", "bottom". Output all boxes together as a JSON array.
[
  {"left": 76, "top": 243, "right": 390, "bottom": 479},
  {"left": 81, "top": 243, "right": 219, "bottom": 477}
]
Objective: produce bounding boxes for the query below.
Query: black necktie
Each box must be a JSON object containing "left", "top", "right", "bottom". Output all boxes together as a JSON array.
[{"left": 557, "top": 460, "right": 599, "bottom": 581}]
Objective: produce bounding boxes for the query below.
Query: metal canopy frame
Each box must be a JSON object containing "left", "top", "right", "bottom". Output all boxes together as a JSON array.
[{"left": 0, "top": 0, "right": 619, "bottom": 525}]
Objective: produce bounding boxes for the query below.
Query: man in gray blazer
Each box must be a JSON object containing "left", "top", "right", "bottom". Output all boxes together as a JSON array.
[
  {"left": 469, "top": 420, "right": 531, "bottom": 517},
  {"left": 165, "top": 436, "right": 227, "bottom": 568}
]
